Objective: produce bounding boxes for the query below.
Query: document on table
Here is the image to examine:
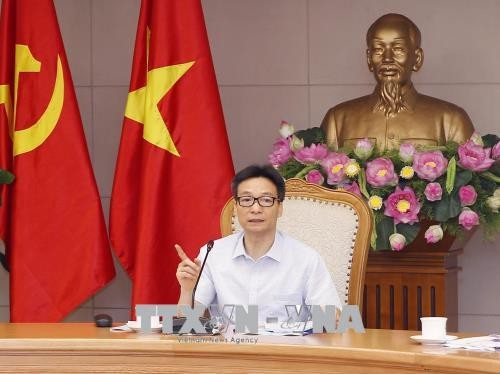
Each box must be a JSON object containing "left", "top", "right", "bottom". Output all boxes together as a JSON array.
[
  {"left": 445, "top": 335, "right": 500, "bottom": 351},
  {"left": 249, "top": 320, "right": 313, "bottom": 336},
  {"left": 110, "top": 324, "right": 132, "bottom": 332}
]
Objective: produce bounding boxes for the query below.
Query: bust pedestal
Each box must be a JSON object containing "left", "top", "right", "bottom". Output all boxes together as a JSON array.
[{"left": 362, "top": 225, "right": 469, "bottom": 331}]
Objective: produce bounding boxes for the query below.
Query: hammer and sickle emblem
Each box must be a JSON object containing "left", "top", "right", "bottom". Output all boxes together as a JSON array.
[{"left": 0, "top": 44, "right": 64, "bottom": 156}]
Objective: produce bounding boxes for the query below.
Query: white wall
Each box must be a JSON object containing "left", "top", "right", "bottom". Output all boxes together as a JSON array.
[{"left": 0, "top": 0, "right": 499, "bottom": 332}]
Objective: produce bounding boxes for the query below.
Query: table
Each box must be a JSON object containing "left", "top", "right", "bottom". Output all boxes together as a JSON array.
[{"left": 1, "top": 323, "right": 499, "bottom": 373}]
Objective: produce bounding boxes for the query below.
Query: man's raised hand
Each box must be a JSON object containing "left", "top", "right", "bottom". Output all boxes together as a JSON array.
[{"left": 175, "top": 244, "right": 201, "bottom": 292}]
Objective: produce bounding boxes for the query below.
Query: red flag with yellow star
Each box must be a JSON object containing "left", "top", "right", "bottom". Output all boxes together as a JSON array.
[
  {"left": 110, "top": 0, "right": 234, "bottom": 308},
  {"left": 0, "top": 0, "right": 116, "bottom": 321}
]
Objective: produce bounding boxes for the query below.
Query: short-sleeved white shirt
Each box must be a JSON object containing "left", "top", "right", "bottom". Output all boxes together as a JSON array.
[{"left": 195, "top": 231, "right": 341, "bottom": 323}]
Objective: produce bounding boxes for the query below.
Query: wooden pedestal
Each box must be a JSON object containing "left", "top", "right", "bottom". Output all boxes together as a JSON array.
[{"left": 362, "top": 248, "right": 461, "bottom": 331}]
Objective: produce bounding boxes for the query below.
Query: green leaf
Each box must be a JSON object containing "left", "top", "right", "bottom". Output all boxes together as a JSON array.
[
  {"left": 357, "top": 169, "right": 370, "bottom": 199},
  {"left": 0, "top": 169, "right": 14, "bottom": 185},
  {"left": 482, "top": 134, "right": 499, "bottom": 148},
  {"left": 454, "top": 170, "right": 473, "bottom": 189},
  {"left": 481, "top": 171, "right": 500, "bottom": 183},
  {"left": 278, "top": 160, "right": 304, "bottom": 179},
  {"left": 370, "top": 215, "right": 377, "bottom": 249},
  {"left": 489, "top": 162, "right": 500, "bottom": 177},
  {"left": 370, "top": 214, "right": 377, "bottom": 249},
  {"left": 479, "top": 175, "right": 497, "bottom": 193},
  {"left": 442, "top": 141, "right": 459, "bottom": 159},
  {"left": 374, "top": 217, "right": 394, "bottom": 250},
  {"left": 293, "top": 127, "right": 326, "bottom": 147},
  {"left": 445, "top": 157, "right": 456, "bottom": 194},
  {"left": 396, "top": 223, "right": 420, "bottom": 245},
  {"left": 434, "top": 193, "right": 461, "bottom": 221},
  {"left": 294, "top": 164, "right": 316, "bottom": 179}
]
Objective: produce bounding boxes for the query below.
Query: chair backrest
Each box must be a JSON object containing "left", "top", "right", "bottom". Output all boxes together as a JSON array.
[{"left": 220, "top": 178, "right": 373, "bottom": 308}]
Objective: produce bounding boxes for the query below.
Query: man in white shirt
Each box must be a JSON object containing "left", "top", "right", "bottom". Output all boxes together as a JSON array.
[{"left": 175, "top": 165, "right": 341, "bottom": 324}]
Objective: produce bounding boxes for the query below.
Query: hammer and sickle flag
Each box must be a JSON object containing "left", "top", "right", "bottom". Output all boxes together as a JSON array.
[
  {"left": 110, "top": 0, "right": 234, "bottom": 310},
  {"left": 0, "top": 0, "right": 115, "bottom": 322}
]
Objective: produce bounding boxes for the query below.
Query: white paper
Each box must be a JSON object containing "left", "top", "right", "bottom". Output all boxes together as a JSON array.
[
  {"left": 261, "top": 320, "right": 313, "bottom": 336},
  {"left": 110, "top": 324, "right": 132, "bottom": 332},
  {"left": 444, "top": 335, "right": 500, "bottom": 352}
]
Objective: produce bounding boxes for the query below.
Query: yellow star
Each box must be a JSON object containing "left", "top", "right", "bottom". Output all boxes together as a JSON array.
[{"left": 124, "top": 61, "right": 194, "bottom": 156}]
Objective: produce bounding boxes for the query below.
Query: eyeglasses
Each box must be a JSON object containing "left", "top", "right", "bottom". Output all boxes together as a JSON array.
[{"left": 236, "top": 196, "right": 280, "bottom": 207}]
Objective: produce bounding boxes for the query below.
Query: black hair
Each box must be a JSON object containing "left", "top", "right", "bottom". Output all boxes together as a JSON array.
[{"left": 231, "top": 164, "right": 285, "bottom": 202}]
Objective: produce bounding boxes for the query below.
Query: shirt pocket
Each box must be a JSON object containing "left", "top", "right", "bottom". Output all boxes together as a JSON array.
[{"left": 400, "top": 138, "right": 438, "bottom": 146}]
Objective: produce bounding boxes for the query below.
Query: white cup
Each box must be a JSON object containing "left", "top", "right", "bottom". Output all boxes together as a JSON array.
[{"left": 420, "top": 317, "right": 447, "bottom": 339}]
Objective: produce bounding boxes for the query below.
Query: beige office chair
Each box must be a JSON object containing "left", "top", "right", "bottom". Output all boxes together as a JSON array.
[{"left": 220, "top": 178, "right": 373, "bottom": 308}]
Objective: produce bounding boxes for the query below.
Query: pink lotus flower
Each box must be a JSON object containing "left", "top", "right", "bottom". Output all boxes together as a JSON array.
[
  {"left": 384, "top": 186, "right": 421, "bottom": 224},
  {"left": 268, "top": 138, "right": 292, "bottom": 166},
  {"left": 305, "top": 169, "right": 324, "bottom": 185},
  {"left": 389, "top": 233, "right": 406, "bottom": 251},
  {"left": 294, "top": 143, "right": 328, "bottom": 164},
  {"left": 492, "top": 142, "right": 500, "bottom": 160},
  {"left": 457, "top": 140, "right": 495, "bottom": 172},
  {"left": 412, "top": 151, "right": 448, "bottom": 181},
  {"left": 366, "top": 157, "right": 398, "bottom": 187},
  {"left": 459, "top": 185, "right": 477, "bottom": 206},
  {"left": 320, "top": 152, "right": 350, "bottom": 185},
  {"left": 424, "top": 225, "right": 444, "bottom": 244},
  {"left": 399, "top": 142, "right": 416, "bottom": 163},
  {"left": 458, "top": 208, "right": 480, "bottom": 230},
  {"left": 424, "top": 182, "right": 443, "bottom": 201},
  {"left": 344, "top": 181, "right": 362, "bottom": 197},
  {"left": 354, "top": 138, "right": 374, "bottom": 160}
]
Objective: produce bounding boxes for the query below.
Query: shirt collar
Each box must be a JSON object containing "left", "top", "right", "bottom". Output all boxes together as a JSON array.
[{"left": 232, "top": 231, "right": 284, "bottom": 262}]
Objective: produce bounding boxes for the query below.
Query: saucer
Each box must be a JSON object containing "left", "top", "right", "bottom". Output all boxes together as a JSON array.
[
  {"left": 126, "top": 321, "right": 162, "bottom": 333},
  {"left": 410, "top": 335, "right": 458, "bottom": 345}
]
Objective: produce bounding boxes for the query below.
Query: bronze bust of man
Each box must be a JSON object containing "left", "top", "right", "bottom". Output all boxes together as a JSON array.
[{"left": 321, "top": 13, "right": 474, "bottom": 151}]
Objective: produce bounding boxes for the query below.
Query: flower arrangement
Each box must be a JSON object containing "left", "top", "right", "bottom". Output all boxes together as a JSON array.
[{"left": 269, "top": 121, "right": 500, "bottom": 251}]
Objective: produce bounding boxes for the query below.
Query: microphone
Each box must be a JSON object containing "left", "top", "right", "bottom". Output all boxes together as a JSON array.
[
  {"left": 191, "top": 239, "right": 214, "bottom": 308},
  {"left": 173, "top": 240, "right": 214, "bottom": 334}
]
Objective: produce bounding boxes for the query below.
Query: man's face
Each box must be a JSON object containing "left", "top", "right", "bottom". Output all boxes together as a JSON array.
[
  {"left": 235, "top": 177, "right": 283, "bottom": 236},
  {"left": 366, "top": 22, "right": 422, "bottom": 86}
]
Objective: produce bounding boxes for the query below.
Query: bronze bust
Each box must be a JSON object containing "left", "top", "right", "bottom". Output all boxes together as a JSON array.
[{"left": 321, "top": 13, "right": 474, "bottom": 151}]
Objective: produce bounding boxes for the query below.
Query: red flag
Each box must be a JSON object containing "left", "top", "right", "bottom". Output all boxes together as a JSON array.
[
  {"left": 0, "top": 0, "right": 115, "bottom": 321},
  {"left": 110, "top": 0, "right": 234, "bottom": 308}
]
